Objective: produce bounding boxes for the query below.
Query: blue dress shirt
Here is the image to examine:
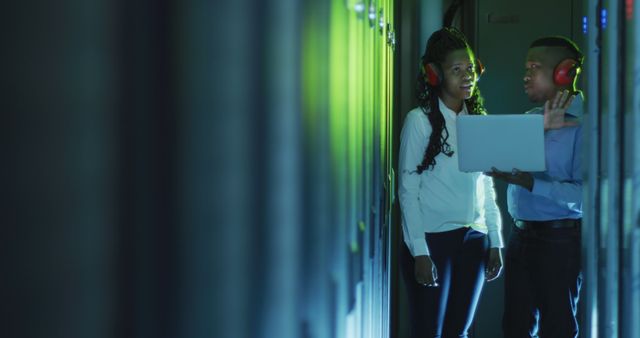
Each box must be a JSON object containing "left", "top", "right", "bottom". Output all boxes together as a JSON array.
[{"left": 507, "top": 93, "right": 584, "bottom": 221}]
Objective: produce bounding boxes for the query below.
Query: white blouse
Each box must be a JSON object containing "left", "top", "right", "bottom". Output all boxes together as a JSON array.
[{"left": 398, "top": 99, "right": 504, "bottom": 257}]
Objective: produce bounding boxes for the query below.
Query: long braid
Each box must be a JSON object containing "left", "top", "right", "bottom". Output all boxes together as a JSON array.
[{"left": 415, "top": 27, "right": 486, "bottom": 174}]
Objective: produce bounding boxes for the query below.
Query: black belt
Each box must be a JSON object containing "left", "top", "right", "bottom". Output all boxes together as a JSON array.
[{"left": 514, "top": 219, "right": 581, "bottom": 230}]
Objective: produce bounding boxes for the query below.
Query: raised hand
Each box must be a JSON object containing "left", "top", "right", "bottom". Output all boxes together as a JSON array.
[{"left": 544, "top": 90, "right": 579, "bottom": 130}]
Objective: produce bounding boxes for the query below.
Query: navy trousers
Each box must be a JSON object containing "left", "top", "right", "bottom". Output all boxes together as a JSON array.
[
  {"left": 502, "top": 225, "right": 582, "bottom": 338},
  {"left": 401, "top": 227, "right": 488, "bottom": 338}
]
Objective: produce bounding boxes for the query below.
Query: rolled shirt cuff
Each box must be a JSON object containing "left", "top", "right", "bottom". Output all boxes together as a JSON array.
[
  {"left": 411, "top": 237, "right": 430, "bottom": 257},
  {"left": 487, "top": 230, "right": 504, "bottom": 248},
  {"left": 532, "top": 178, "right": 552, "bottom": 198}
]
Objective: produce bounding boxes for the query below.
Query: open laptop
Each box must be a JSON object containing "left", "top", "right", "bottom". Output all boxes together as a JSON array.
[{"left": 456, "top": 114, "right": 546, "bottom": 173}]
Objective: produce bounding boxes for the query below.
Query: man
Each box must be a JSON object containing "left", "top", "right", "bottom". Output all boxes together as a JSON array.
[{"left": 487, "top": 36, "right": 584, "bottom": 337}]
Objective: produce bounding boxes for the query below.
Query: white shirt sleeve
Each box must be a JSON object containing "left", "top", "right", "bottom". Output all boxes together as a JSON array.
[
  {"left": 398, "top": 110, "right": 431, "bottom": 257},
  {"left": 482, "top": 174, "right": 504, "bottom": 248}
]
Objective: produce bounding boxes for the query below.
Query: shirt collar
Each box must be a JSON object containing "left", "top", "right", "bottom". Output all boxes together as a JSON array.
[
  {"left": 566, "top": 91, "right": 584, "bottom": 119},
  {"left": 438, "top": 98, "right": 468, "bottom": 118},
  {"left": 528, "top": 91, "right": 584, "bottom": 118}
]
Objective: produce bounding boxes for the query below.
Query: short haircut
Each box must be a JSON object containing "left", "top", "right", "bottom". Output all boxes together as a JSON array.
[{"left": 529, "top": 36, "right": 584, "bottom": 65}]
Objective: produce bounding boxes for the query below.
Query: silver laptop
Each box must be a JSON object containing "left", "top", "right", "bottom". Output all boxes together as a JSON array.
[{"left": 456, "top": 114, "right": 546, "bottom": 172}]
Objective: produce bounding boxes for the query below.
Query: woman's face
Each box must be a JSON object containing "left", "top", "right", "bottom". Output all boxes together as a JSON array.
[{"left": 438, "top": 48, "right": 477, "bottom": 107}]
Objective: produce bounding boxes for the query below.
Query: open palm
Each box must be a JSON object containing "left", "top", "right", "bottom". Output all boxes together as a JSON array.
[{"left": 544, "top": 90, "right": 579, "bottom": 130}]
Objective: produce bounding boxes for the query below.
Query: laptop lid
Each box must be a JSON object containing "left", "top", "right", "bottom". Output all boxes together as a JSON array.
[{"left": 456, "top": 114, "right": 546, "bottom": 173}]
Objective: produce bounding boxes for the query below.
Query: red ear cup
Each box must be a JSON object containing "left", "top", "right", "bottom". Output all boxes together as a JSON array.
[
  {"left": 475, "top": 58, "right": 485, "bottom": 80},
  {"left": 424, "top": 62, "right": 443, "bottom": 87},
  {"left": 554, "top": 59, "right": 579, "bottom": 86}
]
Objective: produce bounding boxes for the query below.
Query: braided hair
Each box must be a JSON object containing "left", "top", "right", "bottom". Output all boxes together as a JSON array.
[{"left": 415, "top": 27, "right": 487, "bottom": 174}]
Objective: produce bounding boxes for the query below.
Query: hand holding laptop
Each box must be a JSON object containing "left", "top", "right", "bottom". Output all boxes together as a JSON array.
[
  {"left": 478, "top": 90, "right": 577, "bottom": 187},
  {"left": 484, "top": 167, "right": 534, "bottom": 191}
]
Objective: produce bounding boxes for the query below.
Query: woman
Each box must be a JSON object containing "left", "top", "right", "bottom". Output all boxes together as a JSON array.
[{"left": 398, "top": 27, "right": 503, "bottom": 338}]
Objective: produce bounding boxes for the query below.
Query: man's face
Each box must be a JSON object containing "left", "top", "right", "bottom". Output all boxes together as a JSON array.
[
  {"left": 524, "top": 47, "right": 558, "bottom": 104},
  {"left": 440, "top": 48, "right": 477, "bottom": 103}
]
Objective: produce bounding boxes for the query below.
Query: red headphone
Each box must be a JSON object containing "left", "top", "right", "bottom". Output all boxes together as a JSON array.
[
  {"left": 553, "top": 59, "right": 580, "bottom": 86},
  {"left": 423, "top": 59, "right": 485, "bottom": 87}
]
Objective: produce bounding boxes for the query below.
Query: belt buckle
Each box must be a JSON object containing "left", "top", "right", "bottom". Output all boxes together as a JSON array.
[{"left": 514, "top": 220, "right": 528, "bottom": 230}]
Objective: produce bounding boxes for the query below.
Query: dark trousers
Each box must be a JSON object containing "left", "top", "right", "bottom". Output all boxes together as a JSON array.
[
  {"left": 502, "top": 225, "right": 582, "bottom": 338},
  {"left": 401, "top": 227, "right": 488, "bottom": 338}
]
